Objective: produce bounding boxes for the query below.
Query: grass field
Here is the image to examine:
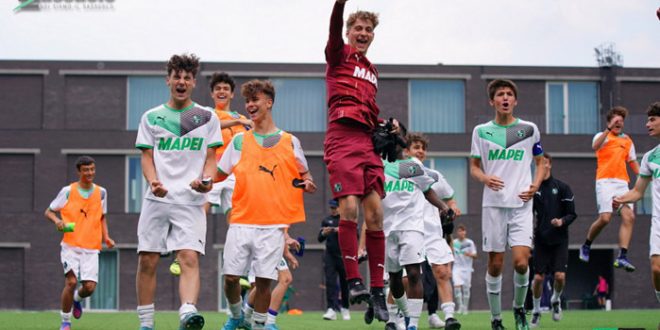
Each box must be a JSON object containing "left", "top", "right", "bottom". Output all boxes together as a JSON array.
[{"left": 0, "top": 309, "right": 658, "bottom": 330}]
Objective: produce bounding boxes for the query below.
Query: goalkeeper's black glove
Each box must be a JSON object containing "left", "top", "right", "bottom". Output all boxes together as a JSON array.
[
  {"left": 441, "top": 208, "right": 456, "bottom": 236},
  {"left": 372, "top": 118, "right": 407, "bottom": 163}
]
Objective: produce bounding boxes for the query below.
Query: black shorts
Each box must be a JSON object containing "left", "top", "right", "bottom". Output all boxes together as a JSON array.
[{"left": 533, "top": 241, "right": 568, "bottom": 274}]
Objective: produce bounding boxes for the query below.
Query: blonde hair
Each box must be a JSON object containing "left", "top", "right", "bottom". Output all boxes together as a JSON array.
[{"left": 346, "top": 10, "right": 379, "bottom": 30}]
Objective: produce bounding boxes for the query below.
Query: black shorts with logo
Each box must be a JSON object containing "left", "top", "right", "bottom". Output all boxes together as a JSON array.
[{"left": 533, "top": 241, "right": 568, "bottom": 274}]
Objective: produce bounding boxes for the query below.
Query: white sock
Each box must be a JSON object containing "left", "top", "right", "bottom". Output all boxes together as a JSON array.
[
  {"left": 387, "top": 302, "right": 398, "bottom": 322},
  {"left": 513, "top": 268, "right": 529, "bottom": 308},
  {"left": 440, "top": 302, "right": 455, "bottom": 320},
  {"left": 394, "top": 293, "right": 409, "bottom": 317},
  {"left": 243, "top": 303, "right": 254, "bottom": 324},
  {"left": 228, "top": 298, "right": 243, "bottom": 319},
  {"left": 551, "top": 286, "right": 563, "bottom": 303},
  {"left": 137, "top": 303, "right": 155, "bottom": 328},
  {"left": 454, "top": 287, "right": 463, "bottom": 311},
  {"left": 486, "top": 273, "right": 502, "bottom": 320},
  {"left": 266, "top": 309, "right": 277, "bottom": 325},
  {"left": 462, "top": 287, "right": 470, "bottom": 312},
  {"left": 532, "top": 296, "right": 541, "bottom": 313},
  {"left": 407, "top": 298, "right": 423, "bottom": 327},
  {"left": 73, "top": 289, "right": 82, "bottom": 302},
  {"left": 252, "top": 311, "right": 267, "bottom": 328},
  {"left": 656, "top": 290, "right": 660, "bottom": 303},
  {"left": 179, "top": 303, "right": 197, "bottom": 319},
  {"left": 61, "top": 311, "right": 72, "bottom": 323}
]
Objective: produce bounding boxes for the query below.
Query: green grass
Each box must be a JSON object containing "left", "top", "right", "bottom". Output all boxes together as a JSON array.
[{"left": 0, "top": 309, "right": 658, "bottom": 330}]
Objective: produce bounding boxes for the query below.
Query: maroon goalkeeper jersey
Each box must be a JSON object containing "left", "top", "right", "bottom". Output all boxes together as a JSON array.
[{"left": 325, "top": 1, "right": 379, "bottom": 130}]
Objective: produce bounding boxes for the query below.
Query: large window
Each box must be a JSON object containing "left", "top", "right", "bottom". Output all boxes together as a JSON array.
[
  {"left": 127, "top": 76, "right": 169, "bottom": 130},
  {"left": 546, "top": 82, "right": 599, "bottom": 134},
  {"left": 410, "top": 80, "right": 465, "bottom": 133},
  {"left": 270, "top": 78, "right": 326, "bottom": 132},
  {"left": 88, "top": 250, "right": 118, "bottom": 310},
  {"left": 423, "top": 157, "right": 468, "bottom": 213}
]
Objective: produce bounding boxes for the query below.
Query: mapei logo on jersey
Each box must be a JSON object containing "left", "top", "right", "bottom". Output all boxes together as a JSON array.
[
  {"left": 157, "top": 137, "right": 204, "bottom": 151},
  {"left": 488, "top": 148, "right": 524, "bottom": 161},
  {"left": 384, "top": 179, "right": 415, "bottom": 193},
  {"left": 352, "top": 66, "right": 378, "bottom": 87}
]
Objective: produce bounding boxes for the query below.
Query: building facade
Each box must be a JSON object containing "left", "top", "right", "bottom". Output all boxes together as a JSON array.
[{"left": 0, "top": 60, "right": 659, "bottom": 311}]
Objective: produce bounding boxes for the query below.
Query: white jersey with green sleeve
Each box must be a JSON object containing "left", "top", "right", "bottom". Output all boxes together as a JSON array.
[
  {"left": 135, "top": 102, "right": 222, "bottom": 205},
  {"left": 639, "top": 145, "right": 660, "bottom": 218},
  {"left": 423, "top": 168, "right": 454, "bottom": 237},
  {"left": 452, "top": 238, "right": 477, "bottom": 270},
  {"left": 382, "top": 157, "right": 437, "bottom": 236},
  {"left": 470, "top": 118, "right": 543, "bottom": 208}
]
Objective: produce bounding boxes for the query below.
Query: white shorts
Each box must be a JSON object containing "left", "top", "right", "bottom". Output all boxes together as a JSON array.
[
  {"left": 424, "top": 234, "right": 455, "bottom": 266},
  {"left": 452, "top": 267, "right": 473, "bottom": 287},
  {"left": 223, "top": 225, "right": 284, "bottom": 281},
  {"left": 61, "top": 243, "right": 99, "bottom": 283},
  {"left": 248, "top": 257, "right": 289, "bottom": 283},
  {"left": 137, "top": 199, "right": 207, "bottom": 255},
  {"left": 482, "top": 202, "right": 533, "bottom": 252},
  {"left": 651, "top": 216, "right": 660, "bottom": 258},
  {"left": 386, "top": 230, "right": 425, "bottom": 273},
  {"left": 596, "top": 179, "right": 633, "bottom": 214},
  {"left": 207, "top": 175, "right": 235, "bottom": 215}
]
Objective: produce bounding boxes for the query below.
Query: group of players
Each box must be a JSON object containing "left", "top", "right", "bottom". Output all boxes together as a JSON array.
[{"left": 43, "top": 1, "right": 660, "bottom": 330}]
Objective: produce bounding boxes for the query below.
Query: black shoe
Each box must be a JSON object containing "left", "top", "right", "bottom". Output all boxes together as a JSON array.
[
  {"left": 348, "top": 279, "right": 370, "bottom": 305},
  {"left": 364, "top": 303, "right": 374, "bottom": 324},
  {"left": 445, "top": 317, "right": 461, "bottom": 330},
  {"left": 384, "top": 322, "right": 398, "bottom": 330},
  {"left": 491, "top": 318, "right": 505, "bottom": 330},
  {"left": 513, "top": 307, "right": 530, "bottom": 330},
  {"left": 370, "top": 288, "right": 389, "bottom": 322}
]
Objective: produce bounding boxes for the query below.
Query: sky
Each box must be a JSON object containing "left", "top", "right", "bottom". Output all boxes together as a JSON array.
[{"left": 2, "top": 0, "right": 659, "bottom": 68}]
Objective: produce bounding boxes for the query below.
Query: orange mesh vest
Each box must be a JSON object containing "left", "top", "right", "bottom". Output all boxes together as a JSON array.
[
  {"left": 231, "top": 131, "right": 305, "bottom": 225},
  {"left": 60, "top": 183, "right": 104, "bottom": 250},
  {"left": 596, "top": 132, "right": 634, "bottom": 182},
  {"left": 214, "top": 109, "right": 249, "bottom": 164}
]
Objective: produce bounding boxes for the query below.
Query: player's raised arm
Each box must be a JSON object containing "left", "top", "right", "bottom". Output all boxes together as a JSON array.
[{"left": 326, "top": 0, "right": 346, "bottom": 66}]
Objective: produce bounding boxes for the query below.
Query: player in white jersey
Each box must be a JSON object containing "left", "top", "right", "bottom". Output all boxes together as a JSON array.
[
  {"left": 134, "top": 54, "right": 222, "bottom": 330},
  {"left": 452, "top": 225, "right": 477, "bottom": 314},
  {"left": 381, "top": 128, "right": 450, "bottom": 330},
  {"left": 470, "top": 79, "right": 546, "bottom": 330},
  {"left": 613, "top": 102, "right": 660, "bottom": 304},
  {"left": 405, "top": 132, "right": 461, "bottom": 329}
]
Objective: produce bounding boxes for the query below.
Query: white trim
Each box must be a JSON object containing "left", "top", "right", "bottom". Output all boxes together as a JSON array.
[
  {"left": 481, "top": 74, "right": 602, "bottom": 81},
  {"left": 0, "top": 148, "right": 40, "bottom": 155},
  {"left": 0, "top": 69, "right": 49, "bottom": 75},
  {"left": 381, "top": 73, "right": 471, "bottom": 80},
  {"left": 568, "top": 244, "right": 618, "bottom": 249},
  {"left": 0, "top": 242, "right": 31, "bottom": 248},
  {"left": 212, "top": 243, "right": 325, "bottom": 250},
  {"left": 61, "top": 149, "right": 141, "bottom": 155},
  {"left": 201, "top": 70, "right": 324, "bottom": 78},
  {"left": 426, "top": 151, "right": 470, "bottom": 157},
  {"left": 59, "top": 70, "right": 164, "bottom": 76},
  {"left": 563, "top": 83, "right": 570, "bottom": 133},
  {"left": 615, "top": 76, "right": 660, "bottom": 82}
]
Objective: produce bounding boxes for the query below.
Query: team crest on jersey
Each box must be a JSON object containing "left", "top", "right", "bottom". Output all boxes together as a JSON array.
[
  {"left": 334, "top": 183, "right": 342, "bottom": 192},
  {"left": 516, "top": 129, "right": 525, "bottom": 138},
  {"left": 408, "top": 165, "right": 417, "bottom": 175},
  {"left": 552, "top": 188, "right": 558, "bottom": 195},
  {"left": 192, "top": 115, "right": 202, "bottom": 125}
]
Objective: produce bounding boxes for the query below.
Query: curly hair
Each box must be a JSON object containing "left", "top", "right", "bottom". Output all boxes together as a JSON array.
[
  {"left": 406, "top": 132, "right": 429, "bottom": 149},
  {"left": 606, "top": 106, "right": 628, "bottom": 122},
  {"left": 241, "top": 79, "right": 275, "bottom": 102},
  {"left": 346, "top": 10, "right": 379, "bottom": 30},
  {"left": 166, "top": 53, "right": 200, "bottom": 77},
  {"left": 487, "top": 79, "right": 518, "bottom": 100},
  {"left": 209, "top": 72, "right": 235, "bottom": 92}
]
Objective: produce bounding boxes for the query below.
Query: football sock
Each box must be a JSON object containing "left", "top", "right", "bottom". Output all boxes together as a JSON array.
[
  {"left": 454, "top": 287, "right": 463, "bottom": 311},
  {"left": 73, "top": 289, "right": 82, "bottom": 302},
  {"left": 252, "top": 311, "right": 267, "bottom": 328},
  {"left": 365, "top": 230, "right": 386, "bottom": 288},
  {"left": 386, "top": 302, "right": 398, "bottom": 322},
  {"left": 551, "top": 286, "right": 563, "bottom": 303},
  {"left": 486, "top": 273, "right": 502, "bottom": 320},
  {"left": 462, "top": 286, "right": 470, "bottom": 312},
  {"left": 243, "top": 303, "right": 254, "bottom": 323},
  {"left": 228, "top": 298, "right": 242, "bottom": 319},
  {"left": 513, "top": 268, "right": 529, "bottom": 308},
  {"left": 266, "top": 309, "right": 278, "bottom": 325},
  {"left": 61, "top": 311, "right": 72, "bottom": 323},
  {"left": 532, "top": 296, "right": 541, "bottom": 313},
  {"left": 619, "top": 248, "right": 628, "bottom": 258},
  {"left": 440, "top": 302, "right": 455, "bottom": 320},
  {"left": 137, "top": 303, "right": 155, "bottom": 328},
  {"left": 584, "top": 239, "right": 592, "bottom": 247},
  {"left": 408, "top": 298, "right": 423, "bottom": 327},
  {"left": 338, "top": 220, "right": 361, "bottom": 280},
  {"left": 178, "top": 302, "right": 197, "bottom": 320},
  {"left": 394, "top": 293, "right": 409, "bottom": 317}
]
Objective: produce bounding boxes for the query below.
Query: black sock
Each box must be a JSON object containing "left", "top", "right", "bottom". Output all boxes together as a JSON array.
[
  {"left": 619, "top": 248, "right": 627, "bottom": 258},
  {"left": 584, "top": 239, "right": 592, "bottom": 247},
  {"left": 370, "top": 287, "right": 384, "bottom": 295}
]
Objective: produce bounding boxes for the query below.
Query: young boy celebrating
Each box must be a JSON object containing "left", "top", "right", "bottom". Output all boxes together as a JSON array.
[
  {"left": 218, "top": 80, "right": 316, "bottom": 330},
  {"left": 469, "top": 79, "right": 546, "bottom": 330},
  {"left": 45, "top": 156, "right": 115, "bottom": 330}
]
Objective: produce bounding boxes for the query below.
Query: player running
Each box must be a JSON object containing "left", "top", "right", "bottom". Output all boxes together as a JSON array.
[{"left": 452, "top": 225, "right": 477, "bottom": 315}]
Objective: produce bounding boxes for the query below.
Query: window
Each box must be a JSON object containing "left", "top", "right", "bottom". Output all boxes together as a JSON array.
[
  {"left": 88, "top": 250, "right": 118, "bottom": 310},
  {"left": 637, "top": 181, "right": 652, "bottom": 215},
  {"left": 127, "top": 155, "right": 146, "bottom": 213},
  {"left": 127, "top": 76, "right": 169, "bottom": 130},
  {"left": 270, "top": 78, "right": 326, "bottom": 132},
  {"left": 423, "top": 157, "right": 468, "bottom": 213},
  {"left": 546, "top": 82, "right": 599, "bottom": 134},
  {"left": 410, "top": 80, "right": 465, "bottom": 133}
]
